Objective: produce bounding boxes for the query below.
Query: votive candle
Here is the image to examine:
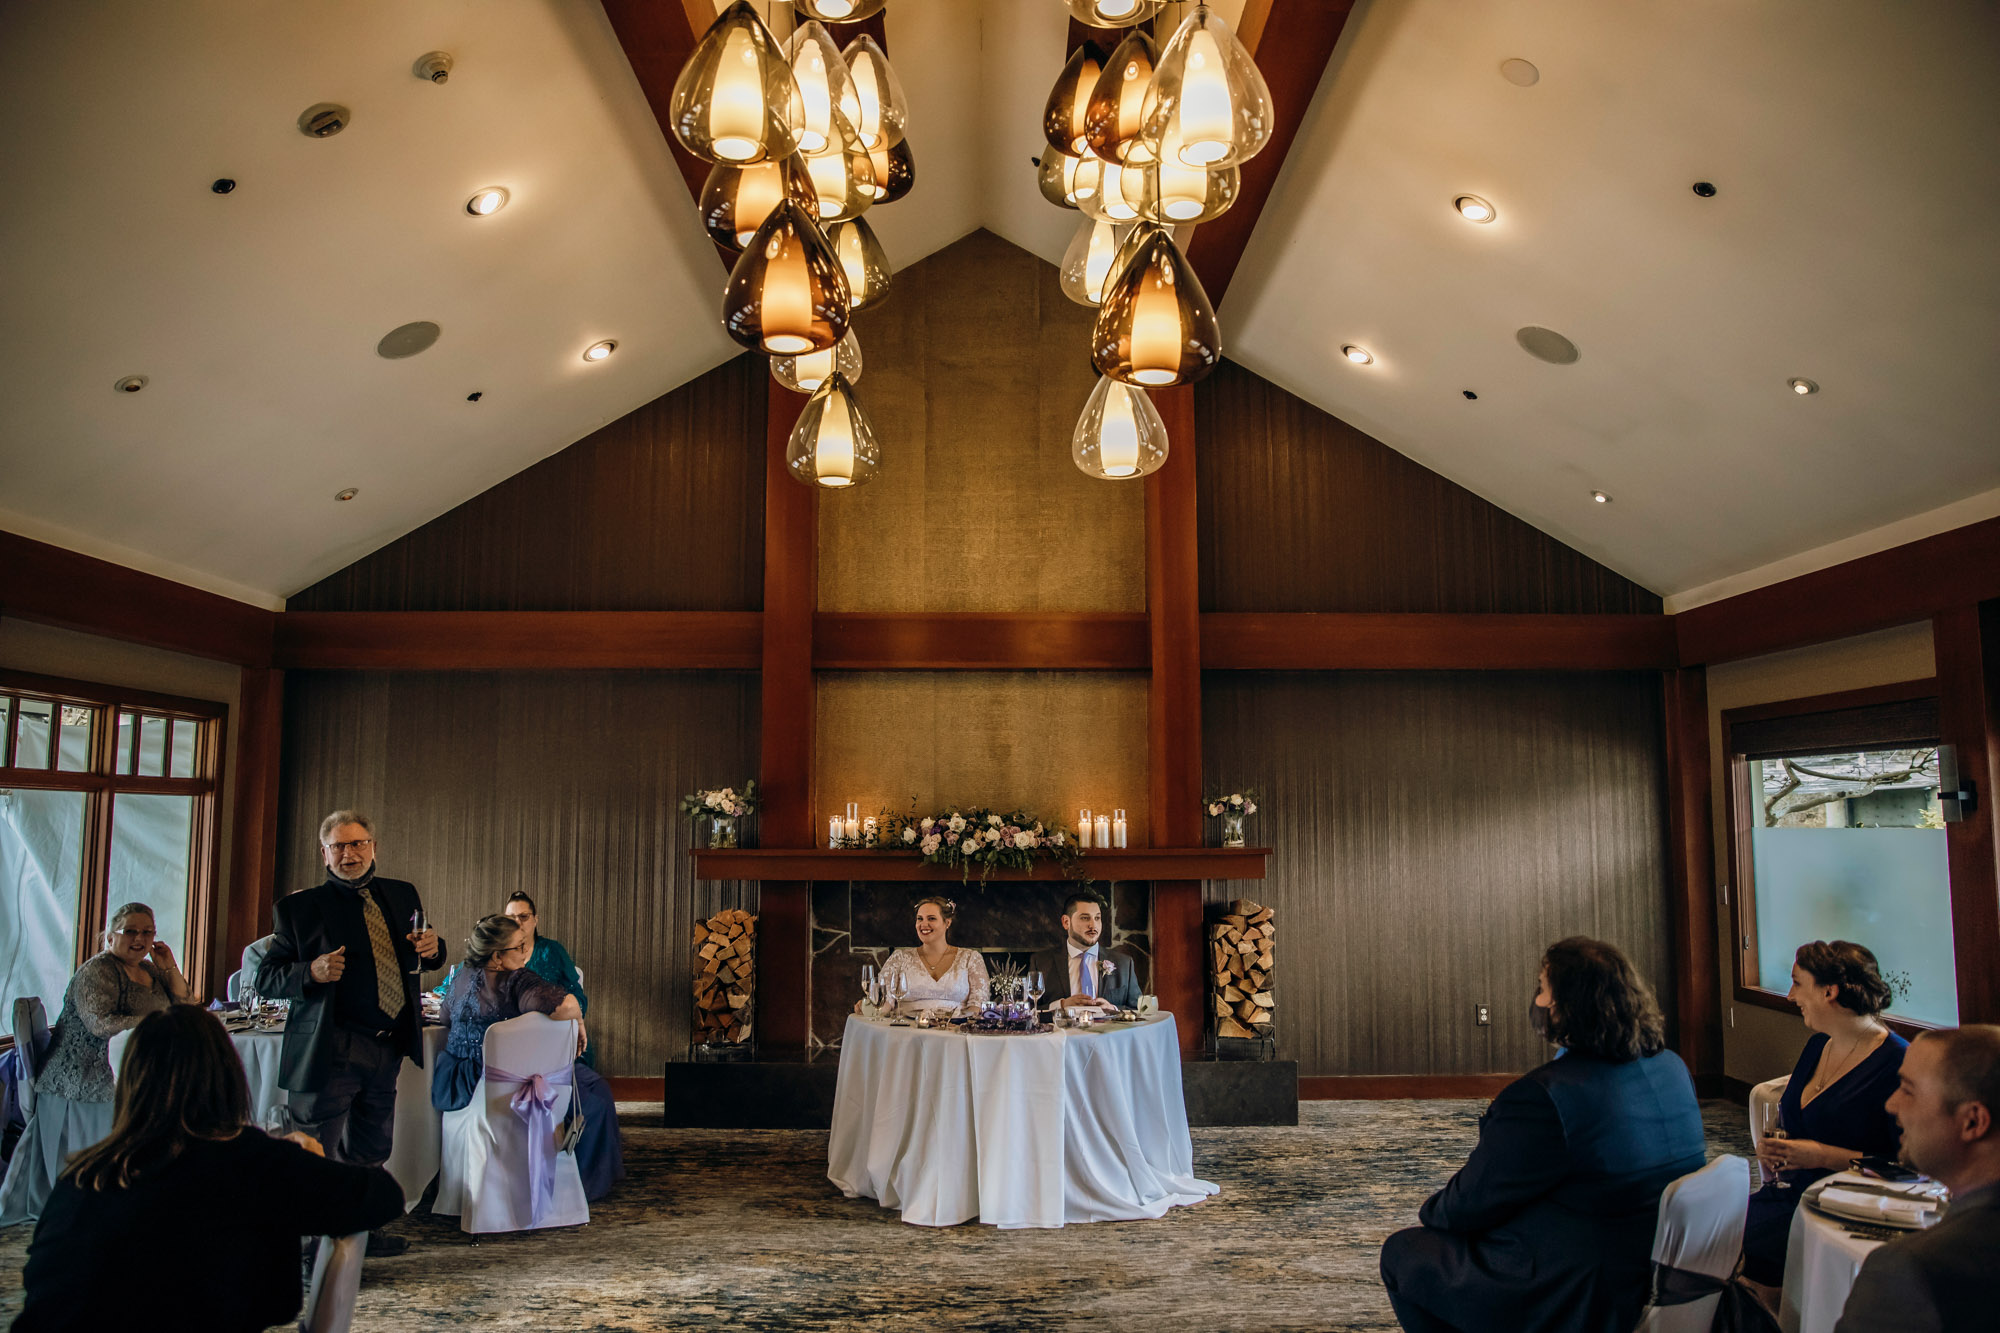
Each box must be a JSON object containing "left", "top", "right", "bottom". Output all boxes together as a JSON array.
[
  {"left": 862, "top": 816, "right": 878, "bottom": 845},
  {"left": 1094, "top": 814, "right": 1111, "bottom": 847},
  {"left": 1112, "top": 809, "right": 1127, "bottom": 848},
  {"left": 1078, "top": 809, "right": 1093, "bottom": 848}
]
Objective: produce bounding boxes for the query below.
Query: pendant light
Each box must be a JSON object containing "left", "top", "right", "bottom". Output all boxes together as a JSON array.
[
  {"left": 841, "top": 35, "right": 908, "bottom": 149},
  {"left": 669, "top": 1, "right": 799, "bottom": 165},
  {"left": 1064, "top": 0, "right": 1166, "bottom": 26},
  {"left": 771, "top": 330, "right": 862, "bottom": 394},
  {"left": 1043, "top": 42, "right": 1108, "bottom": 156},
  {"left": 1140, "top": 125, "right": 1240, "bottom": 223},
  {"left": 794, "top": 0, "right": 886, "bottom": 19},
  {"left": 1060, "top": 218, "right": 1132, "bottom": 306},
  {"left": 785, "top": 22, "right": 862, "bottom": 157},
  {"left": 1036, "top": 150, "right": 1101, "bottom": 210},
  {"left": 867, "top": 135, "right": 916, "bottom": 203},
  {"left": 828, "top": 216, "right": 891, "bottom": 310},
  {"left": 1073, "top": 375, "right": 1169, "bottom": 480},
  {"left": 803, "top": 110, "right": 875, "bottom": 222},
  {"left": 1084, "top": 30, "right": 1160, "bottom": 166},
  {"left": 1080, "top": 158, "right": 1145, "bottom": 223},
  {"left": 1091, "top": 224, "right": 1220, "bottom": 386},
  {"left": 700, "top": 154, "right": 818, "bottom": 251},
  {"left": 722, "top": 200, "right": 851, "bottom": 355},
  {"left": 1142, "top": 4, "right": 1274, "bottom": 169},
  {"left": 787, "top": 372, "right": 881, "bottom": 488}
]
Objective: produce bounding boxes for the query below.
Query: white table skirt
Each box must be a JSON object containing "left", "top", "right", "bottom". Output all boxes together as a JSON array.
[
  {"left": 1779, "top": 1197, "right": 1881, "bottom": 1333},
  {"left": 827, "top": 1013, "right": 1216, "bottom": 1229}
]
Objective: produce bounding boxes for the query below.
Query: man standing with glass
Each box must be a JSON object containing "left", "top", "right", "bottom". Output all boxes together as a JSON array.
[
  {"left": 256, "top": 810, "right": 443, "bottom": 1256},
  {"left": 1031, "top": 892, "right": 1142, "bottom": 1014}
]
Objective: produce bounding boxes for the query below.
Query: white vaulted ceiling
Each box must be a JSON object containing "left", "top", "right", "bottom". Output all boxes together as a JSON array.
[{"left": 1, "top": 1, "right": 1996, "bottom": 608}]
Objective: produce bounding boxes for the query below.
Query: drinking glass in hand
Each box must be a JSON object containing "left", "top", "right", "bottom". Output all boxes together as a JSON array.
[
  {"left": 262, "top": 1106, "right": 294, "bottom": 1139},
  {"left": 1759, "top": 1101, "right": 1791, "bottom": 1190},
  {"left": 408, "top": 910, "right": 429, "bottom": 974}
]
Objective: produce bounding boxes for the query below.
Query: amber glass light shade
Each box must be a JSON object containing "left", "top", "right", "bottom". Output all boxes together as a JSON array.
[
  {"left": 1073, "top": 374, "right": 1169, "bottom": 479},
  {"left": 1091, "top": 225, "right": 1219, "bottom": 387},
  {"left": 1141, "top": 4, "right": 1273, "bottom": 169},
  {"left": 1043, "top": 42, "right": 1108, "bottom": 155},
  {"left": 669, "top": 1, "right": 799, "bottom": 165},
  {"left": 787, "top": 372, "right": 881, "bottom": 489},
  {"left": 828, "top": 216, "right": 891, "bottom": 310},
  {"left": 867, "top": 136, "right": 915, "bottom": 203},
  {"left": 803, "top": 110, "right": 875, "bottom": 222},
  {"left": 1140, "top": 128, "right": 1239, "bottom": 223},
  {"left": 700, "top": 154, "right": 817, "bottom": 251},
  {"left": 723, "top": 201, "right": 851, "bottom": 355},
  {"left": 841, "top": 35, "right": 908, "bottom": 149},
  {"left": 771, "top": 329, "right": 862, "bottom": 393},
  {"left": 1080, "top": 159, "right": 1144, "bottom": 223},
  {"left": 795, "top": 0, "right": 886, "bottom": 20},
  {"left": 1083, "top": 30, "right": 1160, "bottom": 166},
  {"left": 1036, "top": 151, "right": 1095, "bottom": 210},
  {"left": 785, "top": 21, "right": 861, "bottom": 157},
  {"left": 1064, "top": 0, "right": 1166, "bottom": 26},
  {"left": 1060, "top": 218, "right": 1132, "bottom": 306}
]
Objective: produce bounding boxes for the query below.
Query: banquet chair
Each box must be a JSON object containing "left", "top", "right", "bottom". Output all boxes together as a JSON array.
[
  {"left": 106, "top": 1028, "right": 134, "bottom": 1079},
  {"left": 1633, "top": 1154, "right": 1751, "bottom": 1332},
  {"left": 1747, "top": 1077, "right": 1788, "bottom": 1155},
  {"left": 225, "top": 969, "right": 244, "bottom": 1002},
  {"left": 300, "top": 1231, "right": 366, "bottom": 1333},
  {"left": 432, "top": 1012, "right": 587, "bottom": 1233},
  {"left": 11, "top": 998, "right": 49, "bottom": 1119}
]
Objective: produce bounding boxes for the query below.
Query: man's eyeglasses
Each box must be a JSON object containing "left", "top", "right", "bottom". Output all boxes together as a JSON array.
[{"left": 325, "top": 839, "right": 374, "bottom": 854}]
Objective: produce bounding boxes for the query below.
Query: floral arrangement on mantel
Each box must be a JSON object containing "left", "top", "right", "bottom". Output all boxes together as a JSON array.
[
  {"left": 1205, "top": 789, "right": 1260, "bottom": 848},
  {"left": 680, "top": 781, "right": 758, "bottom": 848},
  {"left": 836, "top": 803, "right": 1089, "bottom": 887}
]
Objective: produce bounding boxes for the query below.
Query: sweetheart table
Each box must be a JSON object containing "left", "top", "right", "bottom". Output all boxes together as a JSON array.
[{"left": 827, "top": 1012, "right": 1217, "bottom": 1228}]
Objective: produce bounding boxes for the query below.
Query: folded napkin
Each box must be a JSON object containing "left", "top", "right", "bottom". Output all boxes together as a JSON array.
[{"left": 1817, "top": 1186, "right": 1940, "bottom": 1228}]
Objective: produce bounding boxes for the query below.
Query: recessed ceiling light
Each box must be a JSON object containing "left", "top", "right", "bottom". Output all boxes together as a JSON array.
[
  {"left": 1591, "top": 490, "right": 1610, "bottom": 504},
  {"left": 1341, "top": 345, "right": 1373, "bottom": 365},
  {"left": 465, "top": 186, "right": 509, "bottom": 217},
  {"left": 1454, "top": 194, "right": 1496, "bottom": 223},
  {"left": 335, "top": 488, "right": 359, "bottom": 502},
  {"left": 1788, "top": 377, "right": 1819, "bottom": 395},
  {"left": 583, "top": 340, "right": 617, "bottom": 363},
  {"left": 114, "top": 375, "right": 147, "bottom": 394}
]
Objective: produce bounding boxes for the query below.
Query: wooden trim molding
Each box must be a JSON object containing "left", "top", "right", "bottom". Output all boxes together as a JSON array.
[
  {"left": 272, "top": 611, "right": 762, "bottom": 670},
  {"left": 1201, "top": 613, "right": 1677, "bottom": 671},
  {"left": 1662, "top": 668, "right": 1722, "bottom": 1077},
  {"left": 691, "top": 847, "right": 1272, "bottom": 883},
  {"left": 1300, "top": 1074, "right": 1516, "bottom": 1100},
  {"left": 813, "top": 613, "right": 1148, "bottom": 670},
  {"left": 1935, "top": 602, "right": 2000, "bottom": 1024},
  {"left": 1720, "top": 678, "right": 1940, "bottom": 728},
  {"left": 224, "top": 667, "right": 284, "bottom": 990}
]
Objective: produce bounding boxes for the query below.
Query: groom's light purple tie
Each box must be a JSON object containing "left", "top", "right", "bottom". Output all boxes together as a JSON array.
[{"left": 1080, "top": 950, "right": 1095, "bottom": 999}]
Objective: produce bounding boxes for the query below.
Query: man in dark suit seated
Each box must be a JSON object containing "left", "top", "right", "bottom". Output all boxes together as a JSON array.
[
  {"left": 1834, "top": 1024, "right": 2000, "bottom": 1332},
  {"left": 256, "top": 809, "right": 445, "bottom": 1257},
  {"left": 1029, "top": 892, "right": 1141, "bottom": 1014},
  {"left": 1378, "top": 936, "right": 1708, "bottom": 1333}
]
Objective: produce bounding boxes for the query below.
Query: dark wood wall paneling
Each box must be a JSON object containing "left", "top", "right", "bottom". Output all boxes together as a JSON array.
[
  {"left": 276, "top": 670, "right": 759, "bottom": 1075},
  {"left": 286, "top": 354, "right": 766, "bottom": 613},
  {"left": 1203, "top": 671, "right": 1673, "bottom": 1077}
]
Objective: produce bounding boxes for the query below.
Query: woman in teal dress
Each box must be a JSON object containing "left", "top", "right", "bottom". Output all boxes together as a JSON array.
[{"left": 433, "top": 891, "right": 593, "bottom": 1067}]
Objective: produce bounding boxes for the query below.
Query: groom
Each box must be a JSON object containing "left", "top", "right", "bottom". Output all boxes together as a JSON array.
[{"left": 1032, "top": 891, "right": 1142, "bottom": 1012}]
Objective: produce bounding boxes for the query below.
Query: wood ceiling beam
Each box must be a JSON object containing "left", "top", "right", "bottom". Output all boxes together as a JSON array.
[
  {"left": 598, "top": 0, "right": 717, "bottom": 210},
  {"left": 1202, "top": 611, "right": 1678, "bottom": 671},
  {"left": 271, "top": 611, "right": 762, "bottom": 670},
  {"left": 814, "top": 612, "right": 1149, "bottom": 670}
]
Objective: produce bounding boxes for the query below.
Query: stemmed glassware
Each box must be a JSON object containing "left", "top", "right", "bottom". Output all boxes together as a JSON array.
[
  {"left": 888, "top": 970, "right": 909, "bottom": 1017},
  {"left": 860, "top": 962, "right": 878, "bottom": 1015},
  {"left": 1759, "top": 1101, "right": 1791, "bottom": 1190},
  {"left": 408, "top": 910, "right": 429, "bottom": 975},
  {"left": 261, "top": 1105, "right": 293, "bottom": 1139},
  {"left": 1026, "top": 970, "right": 1045, "bottom": 1023}
]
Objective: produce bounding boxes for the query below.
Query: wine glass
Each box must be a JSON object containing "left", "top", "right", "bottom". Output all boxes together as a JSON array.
[
  {"left": 1759, "top": 1101, "right": 1791, "bottom": 1190},
  {"left": 860, "top": 963, "right": 878, "bottom": 1014},
  {"left": 262, "top": 1105, "right": 294, "bottom": 1139},
  {"left": 407, "top": 910, "right": 429, "bottom": 975},
  {"left": 1026, "top": 970, "right": 1045, "bottom": 1017}
]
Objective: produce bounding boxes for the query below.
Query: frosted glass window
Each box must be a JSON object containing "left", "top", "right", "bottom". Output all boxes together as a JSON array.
[
  {"left": 105, "top": 793, "right": 195, "bottom": 961},
  {"left": 12, "top": 698, "right": 53, "bottom": 770},
  {"left": 57, "top": 705, "right": 94, "bottom": 772},
  {"left": 0, "top": 788, "right": 85, "bottom": 1012}
]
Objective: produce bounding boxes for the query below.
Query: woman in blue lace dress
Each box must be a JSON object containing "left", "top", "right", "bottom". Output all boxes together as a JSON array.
[{"left": 430, "top": 915, "right": 623, "bottom": 1200}]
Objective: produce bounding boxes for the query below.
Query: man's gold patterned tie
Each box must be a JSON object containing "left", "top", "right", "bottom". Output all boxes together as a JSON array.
[{"left": 359, "top": 889, "right": 406, "bottom": 1020}]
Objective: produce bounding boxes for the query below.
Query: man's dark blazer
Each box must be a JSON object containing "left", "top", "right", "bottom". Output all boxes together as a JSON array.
[
  {"left": 256, "top": 874, "right": 444, "bottom": 1092},
  {"left": 1834, "top": 1182, "right": 1999, "bottom": 1332},
  {"left": 1029, "top": 944, "right": 1142, "bottom": 1010}
]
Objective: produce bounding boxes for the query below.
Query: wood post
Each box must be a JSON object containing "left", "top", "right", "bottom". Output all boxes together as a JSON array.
[
  {"left": 1662, "top": 667, "right": 1722, "bottom": 1077},
  {"left": 1935, "top": 602, "right": 2000, "bottom": 1023}
]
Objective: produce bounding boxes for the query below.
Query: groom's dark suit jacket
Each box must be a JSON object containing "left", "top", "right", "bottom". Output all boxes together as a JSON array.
[{"left": 1029, "top": 944, "right": 1142, "bottom": 1009}]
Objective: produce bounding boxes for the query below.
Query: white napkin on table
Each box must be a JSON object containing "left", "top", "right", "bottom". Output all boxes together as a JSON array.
[{"left": 1816, "top": 1186, "right": 1940, "bottom": 1228}]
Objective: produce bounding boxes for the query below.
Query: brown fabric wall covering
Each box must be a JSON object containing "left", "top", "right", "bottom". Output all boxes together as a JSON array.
[
  {"left": 276, "top": 669, "right": 760, "bottom": 1075},
  {"left": 1202, "top": 671, "right": 1672, "bottom": 1076}
]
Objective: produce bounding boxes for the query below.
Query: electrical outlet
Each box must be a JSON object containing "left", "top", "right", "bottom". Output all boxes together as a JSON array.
[{"left": 1475, "top": 1003, "right": 1490, "bottom": 1026}]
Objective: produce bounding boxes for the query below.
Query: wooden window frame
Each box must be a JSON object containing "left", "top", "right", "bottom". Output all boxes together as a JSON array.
[
  {"left": 1721, "top": 678, "right": 1944, "bottom": 1039},
  {"left": 0, "top": 669, "right": 227, "bottom": 992}
]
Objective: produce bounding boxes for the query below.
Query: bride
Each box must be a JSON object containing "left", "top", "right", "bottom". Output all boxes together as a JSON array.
[{"left": 862, "top": 895, "right": 990, "bottom": 1018}]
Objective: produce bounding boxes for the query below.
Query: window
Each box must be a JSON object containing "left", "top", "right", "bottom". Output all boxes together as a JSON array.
[
  {"left": 1724, "top": 680, "right": 1954, "bottom": 1028},
  {"left": 0, "top": 673, "right": 224, "bottom": 1009}
]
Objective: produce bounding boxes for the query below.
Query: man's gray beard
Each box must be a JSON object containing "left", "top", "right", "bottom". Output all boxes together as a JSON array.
[{"left": 331, "top": 861, "right": 374, "bottom": 882}]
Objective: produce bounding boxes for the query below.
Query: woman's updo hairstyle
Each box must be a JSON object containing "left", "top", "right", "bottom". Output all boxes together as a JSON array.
[
  {"left": 464, "top": 913, "right": 522, "bottom": 969},
  {"left": 1794, "top": 940, "right": 1892, "bottom": 1016},
  {"left": 506, "top": 890, "right": 538, "bottom": 915},
  {"left": 913, "top": 894, "right": 956, "bottom": 922}
]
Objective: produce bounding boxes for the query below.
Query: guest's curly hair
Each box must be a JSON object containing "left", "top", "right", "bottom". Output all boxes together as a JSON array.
[
  {"left": 1542, "top": 936, "right": 1668, "bottom": 1062},
  {"left": 1794, "top": 940, "right": 1893, "bottom": 1016}
]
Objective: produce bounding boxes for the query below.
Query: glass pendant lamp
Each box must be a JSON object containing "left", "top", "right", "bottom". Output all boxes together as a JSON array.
[
  {"left": 1091, "top": 224, "right": 1220, "bottom": 386},
  {"left": 841, "top": 35, "right": 908, "bottom": 149},
  {"left": 867, "top": 136, "right": 916, "bottom": 203},
  {"left": 772, "top": 329, "right": 862, "bottom": 394},
  {"left": 794, "top": 0, "right": 886, "bottom": 20},
  {"left": 1036, "top": 150, "right": 1100, "bottom": 210},
  {"left": 1043, "top": 42, "right": 1108, "bottom": 156},
  {"left": 670, "top": 1, "right": 799, "bottom": 165},
  {"left": 1084, "top": 30, "right": 1160, "bottom": 165},
  {"left": 1141, "top": 4, "right": 1273, "bottom": 169},
  {"left": 1080, "top": 159, "right": 1145, "bottom": 223},
  {"left": 787, "top": 372, "right": 881, "bottom": 489},
  {"left": 785, "top": 22, "right": 862, "bottom": 157},
  {"left": 700, "top": 154, "right": 818, "bottom": 250},
  {"left": 1064, "top": 0, "right": 1166, "bottom": 26},
  {"left": 1140, "top": 125, "right": 1240, "bottom": 223},
  {"left": 1073, "top": 375, "right": 1169, "bottom": 479},
  {"left": 803, "top": 110, "right": 875, "bottom": 222},
  {"left": 722, "top": 200, "right": 851, "bottom": 355},
  {"left": 828, "top": 216, "right": 891, "bottom": 310},
  {"left": 1060, "top": 218, "right": 1133, "bottom": 306}
]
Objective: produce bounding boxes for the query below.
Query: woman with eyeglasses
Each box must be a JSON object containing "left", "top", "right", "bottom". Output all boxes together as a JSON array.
[{"left": 0, "top": 902, "right": 192, "bottom": 1226}]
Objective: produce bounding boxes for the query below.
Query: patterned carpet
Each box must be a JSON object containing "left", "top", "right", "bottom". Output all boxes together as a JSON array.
[{"left": 0, "top": 1099, "right": 1754, "bottom": 1332}]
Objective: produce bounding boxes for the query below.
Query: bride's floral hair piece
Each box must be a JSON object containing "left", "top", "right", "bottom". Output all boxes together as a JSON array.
[{"left": 913, "top": 894, "right": 956, "bottom": 921}]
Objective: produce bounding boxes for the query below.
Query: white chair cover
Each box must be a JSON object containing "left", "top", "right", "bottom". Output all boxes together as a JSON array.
[
  {"left": 225, "top": 969, "right": 243, "bottom": 1002},
  {"left": 1634, "top": 1154, "right": 1751, "bottom": 1332},
  {"left": 1748, "top": 1076, "right": 1788, "bottom": 1155},
  {"left": 301, "top": 1231, "right": 366, "bottom": 1333},
  {"left": 0, "top": 1091, "right": 113, "bottom": 1225},
  {"left": 432, "top": 1012, "right": 587, "bottom": 1234},
  {"left": 106, "top": 1027, "right": 133, "bottom": 1080},
  {"left": 11, "top": 997, "right": 49, "bottom": 1117}
]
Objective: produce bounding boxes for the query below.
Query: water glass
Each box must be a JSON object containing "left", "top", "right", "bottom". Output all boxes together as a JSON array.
[{"left": 262, "top": 1105, "right": 294, "bottom": 1138}]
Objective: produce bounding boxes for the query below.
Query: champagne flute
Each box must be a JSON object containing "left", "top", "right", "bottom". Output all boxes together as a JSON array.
[
  {"left": 408, "top": 909, "right": 429, "bottom": 975},
  {"left": 1759, "top": 1101, "right": 1791, "bottom": 1190},
  {"left": 860, "top": 963, "right": 878, "bottom": 1015}
]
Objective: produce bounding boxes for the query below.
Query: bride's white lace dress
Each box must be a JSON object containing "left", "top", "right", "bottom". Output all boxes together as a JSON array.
[{"left": 880, "top": 947, "right": 991, "bottom": 1016}]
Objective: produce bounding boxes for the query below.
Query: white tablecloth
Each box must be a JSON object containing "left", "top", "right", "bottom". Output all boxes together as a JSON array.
[
  {"left": 827, "top": 1013, "right": 1216, "bottom": 1228},
  {"left": 1779, "top": 1196, "right": 1881, "bottom": 1333}
]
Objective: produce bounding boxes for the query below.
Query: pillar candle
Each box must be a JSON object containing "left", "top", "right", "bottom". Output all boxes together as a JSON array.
[
  {"left": 1078, "top": 809, "right": 1093, "bottom": 848},
  {"left": 1112, "top": 810, "right": 1127, "bottom": 848},
  {"left": 829, "top": 814, "right": 844, "bottom": 848},
  {"left": 1094, "top": 814, "right": 1111, "bottom": 847},
  {"left": 844, "top": 816, "right": 859, "bottom": 841}
]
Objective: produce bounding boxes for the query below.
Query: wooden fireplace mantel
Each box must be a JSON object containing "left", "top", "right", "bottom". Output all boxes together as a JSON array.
[{"left": 691, "top": 847, "right": 1271, "bottom": 882}]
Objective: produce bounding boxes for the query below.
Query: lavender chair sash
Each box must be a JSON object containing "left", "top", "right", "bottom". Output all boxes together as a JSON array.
[{"left": 484, "top": 1063, "right": 574, "bottom": 1227}]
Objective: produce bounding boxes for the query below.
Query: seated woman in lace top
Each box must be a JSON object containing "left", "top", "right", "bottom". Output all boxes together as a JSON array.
[
  {"left": 859, "top": 896, "right": 990, "bottom": 1018},
  {"left": 431, "top": 915, "right": 624, "bottom": 1201}
]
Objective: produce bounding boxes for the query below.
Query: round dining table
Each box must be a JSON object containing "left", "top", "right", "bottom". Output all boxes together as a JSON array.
[
  {"left": 1778, "top": 1195, "right": 1881, "bottom": 1333},
  {"left": 827, "top": 1012, "right": 1216, "bottom": 1229}
]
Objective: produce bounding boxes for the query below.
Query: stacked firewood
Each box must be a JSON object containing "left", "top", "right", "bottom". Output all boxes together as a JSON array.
[
  {"left": 693, "top": 908, "right": 756, "bottom": 1045},
  {"left": 1210, "top": 899, "right": 1275, "bottom": 1040}
]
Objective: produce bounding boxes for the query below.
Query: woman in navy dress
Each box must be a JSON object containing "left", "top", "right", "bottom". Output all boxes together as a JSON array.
[
  {"left": 432, "top": 915, "right": 623, "bottom": 1201},
  {"left": 1742, "top": 939, "right": 1907, "bottom": 1286}
]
